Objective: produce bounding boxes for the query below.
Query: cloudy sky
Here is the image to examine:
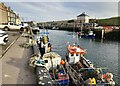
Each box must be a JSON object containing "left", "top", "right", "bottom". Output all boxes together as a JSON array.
[{"left": 3, "top": 1, "right": 119, "bottom": 22}]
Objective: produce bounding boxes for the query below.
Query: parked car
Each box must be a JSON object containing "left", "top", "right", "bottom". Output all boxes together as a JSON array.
[
  {"left": 0, "top": 22, "right": 28, "bottom": 31},
  {"left": 0, "top": 30, "right": 8, "bottom": 45}
]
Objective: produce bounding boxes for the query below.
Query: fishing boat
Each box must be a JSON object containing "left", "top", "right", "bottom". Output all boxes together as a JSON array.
[
  {"left": 42, "top": 52, "right": 69, "bottom": 85},
  {"left": 35, "top": 30, "right": 52, "bottom": 57},
  {"left": 29, "top": 52, "right": 69, "bottom": 85},
  {"left": 78, "top": 31, "right": 96, "bottom": 38},
  {"left": 64, "top": 44, "right": 115, "bottom": 85},
  {"left": 30, "top": 29, "right": 69, "bottom": 85},
  {"left": 52, "top": 26, "right": 59, "bottom": 30}
]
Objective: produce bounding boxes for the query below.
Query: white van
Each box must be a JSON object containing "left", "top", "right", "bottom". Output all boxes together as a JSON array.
[{"left": 0, "top": 30, "right": 8, "bottom": 45}]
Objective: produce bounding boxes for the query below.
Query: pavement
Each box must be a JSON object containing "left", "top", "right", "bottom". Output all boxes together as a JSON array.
[
  {"left": 0, "top": 31, "right": 20, "bottom": 57},
  {"left": 0, "top": 34, "right": 36, "bottom": 85}
]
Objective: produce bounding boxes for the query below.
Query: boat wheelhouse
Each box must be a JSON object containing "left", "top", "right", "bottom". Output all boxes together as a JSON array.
[
  {"left": 66, "top": 44, "right": 87, "bottom": 64},
  {"left": 42, "top": 52, "right": 62, "bottom": 70}
]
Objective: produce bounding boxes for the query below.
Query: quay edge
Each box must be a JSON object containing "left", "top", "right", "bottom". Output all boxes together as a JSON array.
[{"left": 42, "top": 26, "right": 120, "bottom": 41}]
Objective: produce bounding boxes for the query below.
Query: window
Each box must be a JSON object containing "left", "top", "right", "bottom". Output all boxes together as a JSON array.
[
  {"left": 71, "top": 54, "right": 74, "bottom": 56},
  {"left": 44, "top": 60, "right": 48, "bottom": 63}
]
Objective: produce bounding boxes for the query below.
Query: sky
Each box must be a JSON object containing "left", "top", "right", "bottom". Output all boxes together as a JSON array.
[{"left": 3, "top": 1, "right": 119, "bottom": 22}]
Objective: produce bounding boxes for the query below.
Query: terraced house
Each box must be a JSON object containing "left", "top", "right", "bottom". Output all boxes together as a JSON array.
[
  {"left": 0, "top": 2, "right": 8, "bottom": 24},
  {"left": 0, "top": 2, "right": 21, "bottom": 25}
]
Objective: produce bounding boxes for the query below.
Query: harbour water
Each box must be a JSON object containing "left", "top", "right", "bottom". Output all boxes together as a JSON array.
[{"left": 43, "top": 29, "right": 119, "bottom": 85}]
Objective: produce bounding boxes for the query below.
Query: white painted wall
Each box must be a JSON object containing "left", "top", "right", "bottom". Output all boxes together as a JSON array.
[{"left": 77, "top": 16, "right": 89, "bottom": 23}]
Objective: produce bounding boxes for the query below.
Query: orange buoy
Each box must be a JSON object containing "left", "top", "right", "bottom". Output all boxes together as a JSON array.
[{"left": 60, "top": 60, "right": 65, "bottom": 65}]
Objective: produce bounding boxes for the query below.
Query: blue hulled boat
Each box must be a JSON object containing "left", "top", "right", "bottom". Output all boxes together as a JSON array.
[{"left": 78, "top": 31, "right": 96, "bottom": 38}]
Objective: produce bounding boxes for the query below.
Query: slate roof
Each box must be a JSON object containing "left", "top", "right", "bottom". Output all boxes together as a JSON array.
[{"left": 77, "top": 12, "right": 89, "bottom": 17}]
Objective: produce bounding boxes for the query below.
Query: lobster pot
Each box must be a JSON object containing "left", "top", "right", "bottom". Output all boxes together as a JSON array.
[
  {"left": 58, "top": 71, "right": 69, "bottom": 85},
  {"left": 59, "top": 79, "right": 69, "bottom": 85}
]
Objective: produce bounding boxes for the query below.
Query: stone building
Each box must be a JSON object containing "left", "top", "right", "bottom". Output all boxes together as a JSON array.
[
  {"left": 16, "top": 15, "right": 21, "bottom": 25},
  {"left": 0, "top": 3, "right": 8, "bottom": 24},
  {"left": 7, "top": 7, "right": 17, "bottom": 24},
  {"left": 0, "top": 2, "right": 21, "bottom": 25}
]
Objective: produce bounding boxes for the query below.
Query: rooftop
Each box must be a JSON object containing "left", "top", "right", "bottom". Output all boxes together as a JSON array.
[{"left": 77, "top": 12, "right": 89, "bottom": 17}]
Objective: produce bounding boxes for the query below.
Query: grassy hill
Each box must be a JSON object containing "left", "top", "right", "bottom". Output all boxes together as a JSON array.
[
  {"left": 97, "top": 17, "right": 120, "bottom": 26},
  {"left": 38, "top": 16, "right": 120, "bottom": 27}
]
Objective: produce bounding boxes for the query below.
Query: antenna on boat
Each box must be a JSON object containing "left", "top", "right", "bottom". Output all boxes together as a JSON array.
[
  {"left": 72, "top": 22, "right": 76, "bottom": 38},
  {"left": 50, "top": 54, "right": 60, "bottom": 86},
  {"left": 72, "top": 21, "right": 79, "bottom": 45}
]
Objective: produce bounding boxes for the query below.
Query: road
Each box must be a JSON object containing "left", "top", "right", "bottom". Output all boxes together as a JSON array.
[{"left": 0, "top": 31, "right": 20, "bottom": 57}]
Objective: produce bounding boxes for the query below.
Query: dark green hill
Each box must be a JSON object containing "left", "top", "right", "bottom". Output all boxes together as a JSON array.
[{"left": 97, "top": 17, "right": 120, "bottom": 26}]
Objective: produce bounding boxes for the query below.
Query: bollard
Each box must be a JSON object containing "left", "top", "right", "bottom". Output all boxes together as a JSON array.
[{"left": 101, "top": 29, "right": 105, "bottom": 39}]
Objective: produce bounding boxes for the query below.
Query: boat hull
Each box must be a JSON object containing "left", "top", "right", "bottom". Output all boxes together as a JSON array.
[{"left": 80, "top": 35, "right": 95, "bottom": 38}]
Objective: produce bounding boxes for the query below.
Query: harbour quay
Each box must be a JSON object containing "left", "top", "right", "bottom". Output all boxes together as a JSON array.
[
  {"left": 0, "top": 31, "right": 21, "bottom": 58},
  {"left": 1, "top": 31, "right": 36, "bottom": 85},
  {"left": 0, "top": 2, "right": 119, "bottom": 86},
  {"left": 38, "top": 26, "right": 120, "bottom": 41},
  {"left": 0, "top": 26, "right": 118, "bottom": 85},
  {"left": 93, "top": 28, "right": 120, "bottom": 40}
]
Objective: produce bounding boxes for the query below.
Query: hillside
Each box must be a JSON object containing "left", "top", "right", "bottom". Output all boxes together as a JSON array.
[
  {"left": 37, "top": 16, "right": 120, "bottom": 27},
  {"left": 97, "top": 17, "right": 120, "bottom": 26}
]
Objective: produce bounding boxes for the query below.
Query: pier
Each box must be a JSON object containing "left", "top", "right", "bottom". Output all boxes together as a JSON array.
[{"left": 93, "top": 29, "right": 119, "bottom": 40}]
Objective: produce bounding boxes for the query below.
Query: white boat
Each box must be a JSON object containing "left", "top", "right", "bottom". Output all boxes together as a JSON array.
[
  {"left": 52, "top": 26, "right": 59, "bottom": 30},
  {"left": 29, "top": 52, "right": 69, "bottom": 85},
  {"left": 78, "top": 30, "right": 96, "bottom": 38}
]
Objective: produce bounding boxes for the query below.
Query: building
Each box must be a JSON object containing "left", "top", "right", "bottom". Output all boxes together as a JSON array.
[
  {"left": 0, "top": 2, "right": 8, "bottom": 24},
  {"left": 38, "top": 12, "right": 92, "bottom": 29},
  {"left": 76, "top": 12, "right": 93, "bottom": 29},
  {"left": 77, "top": 12, "right": 89, "bottom": 23},
  {"left": 7, "top": 7, "right": 17, "bottom": 24},
  {"left": 0, "top": 2, "right": 21, "bottom": 25},
  {"left": 16, "top": 15, "right": 21, "bottom": 25}
]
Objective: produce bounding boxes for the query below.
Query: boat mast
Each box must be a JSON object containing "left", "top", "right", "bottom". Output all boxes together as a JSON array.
[
  {"left": 73, "top": 22, "right": 75, "bottom": 38},
  {"left": 81, "top": 19, "right": 83, "bottom": 32}
]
